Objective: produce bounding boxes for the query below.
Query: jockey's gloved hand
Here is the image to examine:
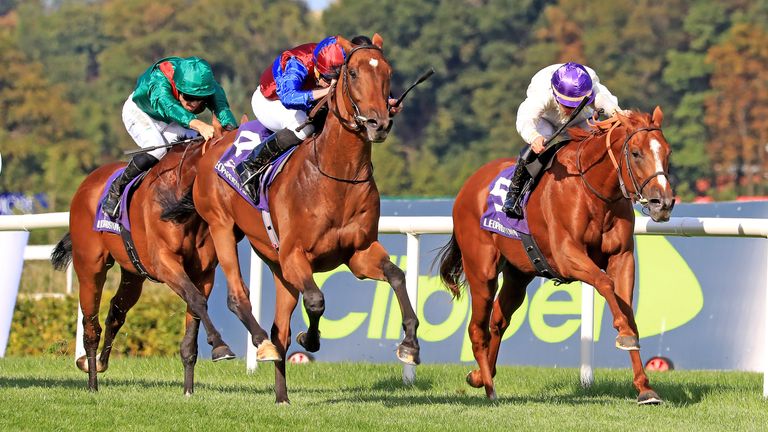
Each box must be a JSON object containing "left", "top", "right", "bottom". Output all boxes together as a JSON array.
[{"left": 388, "top": 97, "right": 402, "bottom": 116}]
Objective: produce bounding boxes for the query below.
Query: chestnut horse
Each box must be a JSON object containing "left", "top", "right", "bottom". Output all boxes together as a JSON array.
[
  {"left": 50, "top": 138, "right": 278, "bottom": 394},
  {"left": 193, "top": 34, "right": 420, "bottom": 403},
  {"left": 437, "top": 108, "right": 675, "bottom": 404}
]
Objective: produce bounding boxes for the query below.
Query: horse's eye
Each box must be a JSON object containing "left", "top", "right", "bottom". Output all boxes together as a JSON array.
[
  {"left": 631, "top": 150, "right": 641, "bottom": 158},
  {"left": 349, "top": 69, "right": 358, "bottom": 79}
]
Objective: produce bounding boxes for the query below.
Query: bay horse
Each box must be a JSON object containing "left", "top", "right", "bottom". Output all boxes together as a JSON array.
[
  {"left": 192, "top": 34, "right": 420, "bottom": 404},
  {"left": 437, "top": 108, "right": 675, "bottom": 404},
  {"left": 50, "top": 135, "right": 279, "bottom": 395}
]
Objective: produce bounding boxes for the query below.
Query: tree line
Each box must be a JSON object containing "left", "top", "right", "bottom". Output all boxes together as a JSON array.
[{"left": 1, "top": 0, "right": 767, "bottom": 210}]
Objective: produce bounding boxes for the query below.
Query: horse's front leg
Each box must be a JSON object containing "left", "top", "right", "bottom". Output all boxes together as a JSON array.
[
  {"left": 269, "top": 275, "right": 300, "bottom": 404},
  {"left": 607, "top": 251, "right": 661, "bottom": 405},
  {"left": 348, "top": 241, "right": 420, "bottom": 365},
  {"left": 280, "top": 249, "right": 324, "bottom": 353}
]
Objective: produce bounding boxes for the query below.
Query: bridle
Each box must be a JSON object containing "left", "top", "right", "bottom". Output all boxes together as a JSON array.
[
  {"left": 578, "top": 120, "right": 670, "bottom": 206},
  {"left": 314, "top": 44, "right": 391, "bottom": 184},
  {"left": 329, "top": 44, "right": 391, "bottom": 133}
]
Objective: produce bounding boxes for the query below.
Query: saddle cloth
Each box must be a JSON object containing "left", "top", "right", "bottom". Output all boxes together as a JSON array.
[{"left": 479, "top": 164, "right": 531, "bottom": 239}]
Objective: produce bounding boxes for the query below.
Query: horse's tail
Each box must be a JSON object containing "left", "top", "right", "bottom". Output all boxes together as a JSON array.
[
  {"left": 159, "top": 187, "right": 196, "bottom": 223},
  {"left": 435, "top": 233, "right": 466, "bottom": 299},
  {"left": 51, "top": 232, "right": 73, "bottom": 271}
]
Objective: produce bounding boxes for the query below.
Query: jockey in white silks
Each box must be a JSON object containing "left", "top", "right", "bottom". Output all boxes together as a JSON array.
[{"left": 502, "top": 62, "right": 624, "bottom": 218}]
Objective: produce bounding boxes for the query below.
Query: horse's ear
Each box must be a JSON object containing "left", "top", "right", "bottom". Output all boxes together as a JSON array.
[
  {"left": 240, "top": 113, "right": 249, "bottom": 124},
  {"left": 372, "top": 33, "right": 384, "bottom": 49},
  {"left": 652, "top": 106, "right": 664, "bottom": 127},
  {"left": 336, "top": 35, "right": 353, "bottom": 55}
]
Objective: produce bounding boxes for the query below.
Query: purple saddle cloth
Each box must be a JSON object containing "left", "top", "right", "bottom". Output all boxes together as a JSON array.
[
  {"left": 215, "top": 119, "right": 296, "bottom": 210},
  {"left": 479, "top": 164, "right": 531, "bottom": 239},
  {"left": 93, "top": 168, "right": 145, "bottom": 234}
]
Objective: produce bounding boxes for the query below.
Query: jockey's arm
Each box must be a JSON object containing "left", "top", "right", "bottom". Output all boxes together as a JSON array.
[
  {"left": 149, "top": 80, "right": 195, "bottom": 128},
  {"left": 516, "top": 95, "right": 547, "bottom": 147},
  {"left": 275, "top": 58, "right": 315, "bottom": 111},
  {"left": 210, "top": 84, "right": 238, "bottom": 129}
]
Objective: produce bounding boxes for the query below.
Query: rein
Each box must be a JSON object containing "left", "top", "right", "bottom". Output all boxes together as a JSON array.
[
  {"left": 315, "top": 44, "right": 387, "bottom": 184},
  {"left": 577, "top": 117, "right": 669, "bottom": 206}
]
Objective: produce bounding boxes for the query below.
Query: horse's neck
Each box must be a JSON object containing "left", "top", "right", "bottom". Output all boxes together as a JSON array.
[
  {"left": 576, "top": 127, "right": 628, "bottom": 203},
  {"left": 313, "top": 115, "right": 372, "bottom": 180}
]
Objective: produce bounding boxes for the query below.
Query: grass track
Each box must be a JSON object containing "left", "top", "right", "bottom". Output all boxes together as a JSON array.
[{"left": 0, "top": 356, "right": 765, "bottom": 431}]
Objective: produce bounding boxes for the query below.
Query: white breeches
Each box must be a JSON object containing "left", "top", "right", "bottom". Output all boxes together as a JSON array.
[
  {"left": 122, "top": 93, "right": 198, "bottom": 159},
  {"left": 250, "top": 87, "right": 314, "bottom": 140}
]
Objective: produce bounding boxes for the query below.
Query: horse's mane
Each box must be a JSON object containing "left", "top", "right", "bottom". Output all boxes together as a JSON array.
[{"left": 561, "top": 109, "right": 653, "bottom": 174}]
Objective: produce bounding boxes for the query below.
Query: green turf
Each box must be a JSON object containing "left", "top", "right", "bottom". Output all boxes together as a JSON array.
[{"left": 0, "top": 357, "right": 765, "bottom": 431}]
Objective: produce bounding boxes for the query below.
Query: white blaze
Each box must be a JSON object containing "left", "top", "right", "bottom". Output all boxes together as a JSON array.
[
  {"left": 369, "top": 59, "right": 379, "bottom": 68},
  {"left": 650, "top": 138, "right": 668, "bottom": 189}
]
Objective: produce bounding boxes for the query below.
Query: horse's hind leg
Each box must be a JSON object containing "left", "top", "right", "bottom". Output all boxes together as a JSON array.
[
  {"left": 152, "top": 253, "right": 235, "bottom": 362},
  {"left": 468, "top": 264, "right": 530, "bottom": 385},
  {"left": 179, "top": 268, "right": 222, "bottom": 396},
  {"left": 71, "top": 244, "right": 110, "bottom": 391},
  {"left": 348, "top": 241, "right": 420, "bottom": 365},
  {"left": 97, "top": 268, "right": 145, "bottom": 373},
  {"left": 459, "top": 241, "right": 502, "bottom": 399}
]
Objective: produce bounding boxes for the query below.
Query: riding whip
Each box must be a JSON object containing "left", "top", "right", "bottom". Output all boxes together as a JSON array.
[
  {"left": 123, "top": 136, "right": 204, "bottom": 156},
  {"left": 392, "top": 68, "right": 435, "bottom": 108}
]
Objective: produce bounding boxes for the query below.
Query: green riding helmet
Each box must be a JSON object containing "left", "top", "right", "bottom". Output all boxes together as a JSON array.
[{"left": 174, "top": 57, "right": 216, "bottom": 97}]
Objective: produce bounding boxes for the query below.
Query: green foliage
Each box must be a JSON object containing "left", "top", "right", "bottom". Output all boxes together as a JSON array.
[
  {"left": 1, "top": 0, "right": 766, "bottom": 201},
  {"left": 7, "top": 288, "right": 185, "bottom": 357}
]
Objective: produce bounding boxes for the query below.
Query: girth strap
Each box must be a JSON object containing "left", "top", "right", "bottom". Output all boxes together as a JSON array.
[
  {"left": 518, "top": 232, "right": 573, "bottom": 285},
  {"left": 120, "top": 227, "right": 160, "bottom": 283}
]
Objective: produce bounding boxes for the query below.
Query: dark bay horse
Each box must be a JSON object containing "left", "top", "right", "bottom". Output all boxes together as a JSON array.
[
  {"left": 50, "top": 136, "right": 279, "bottom": 394},
  {"left": 193, "top": 34, "right": 420, "bottom": 403},
  {"left": 437, "top": 108, "right": 675, "bottom": 404}
]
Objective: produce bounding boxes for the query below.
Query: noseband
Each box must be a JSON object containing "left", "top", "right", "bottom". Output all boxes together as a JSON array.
[
  {"left": 329, "top": 44, "right": 390, "bottom": 132},
  {"left": 578, "top": 122, "right": 670, "bottom": 206}
]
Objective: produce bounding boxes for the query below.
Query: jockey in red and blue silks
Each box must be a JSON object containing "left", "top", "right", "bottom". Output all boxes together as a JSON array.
[
  {"left": 236, "top": 36, "right": 346, "bottom": 198},
  {"left": 502, "top": 62, "right": 624, "bottom": 218}
]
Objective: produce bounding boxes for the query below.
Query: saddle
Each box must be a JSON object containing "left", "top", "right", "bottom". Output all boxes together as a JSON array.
[{"left": 93, "top": 168, "right": 158, "bottom": 281}]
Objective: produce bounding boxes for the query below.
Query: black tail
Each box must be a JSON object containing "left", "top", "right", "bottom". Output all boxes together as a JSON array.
[
  {"left": 159, "top": 187, "right": 196, "bottom": 223},
  {"left": 51, "top": 232, "right": 73, "bottom": 271},
  {"left": 434, "top": 233, "right": 465, "bottom": 299}
]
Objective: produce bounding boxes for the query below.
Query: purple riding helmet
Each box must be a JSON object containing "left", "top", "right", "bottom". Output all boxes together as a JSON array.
[{"left": 550, "top": 62, "right": 594, "bottom": 108}]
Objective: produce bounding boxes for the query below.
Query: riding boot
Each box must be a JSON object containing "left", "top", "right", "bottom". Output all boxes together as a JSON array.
[
  {"left": 237, "top": 128, "right": 302, "bottom": 203},
  {"left": 101, "top": 153, "right": 159, "bottom": 218},
  {"left": 502, "top": 147, "right": 536, "bottom": 219}
]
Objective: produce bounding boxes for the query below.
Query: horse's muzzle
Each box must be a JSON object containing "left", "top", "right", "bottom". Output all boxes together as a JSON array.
[
  {"left": 646, "top": 190, "right": 675, "bottom": 222},
  {"left": 364, "top": 117, "right": 392, "bottom": 143}
]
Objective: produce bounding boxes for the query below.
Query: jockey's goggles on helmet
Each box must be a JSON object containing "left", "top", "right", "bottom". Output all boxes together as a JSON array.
[{"left": 180, "top": 92, "right": 207, "bottom": 102}]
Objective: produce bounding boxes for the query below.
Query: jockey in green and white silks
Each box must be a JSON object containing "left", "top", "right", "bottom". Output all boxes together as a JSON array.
[
  {"left": 503, "top": 62, "right": 624, "bottom": 218},
  {"left": 102, "top": 56, "right": 237, "bottom": 218}
]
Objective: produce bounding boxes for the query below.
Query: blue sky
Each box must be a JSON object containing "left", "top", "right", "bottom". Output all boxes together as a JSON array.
[{"left": 304, "top": 0, "right": 332, "bottom": 11}]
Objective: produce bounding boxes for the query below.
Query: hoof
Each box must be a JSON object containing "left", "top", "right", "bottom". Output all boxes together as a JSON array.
[
  {"left": 396, "top": 344, "right": 420, "bottom": 366},
  {"left": 637, "top": 390, "right": 663, "bottom": 405},
  {"left": 256, "top": 340, "right": 281, "bottom": 362},
  {"left": 76, "top": 356, "right": 107, "bottom": 373},
  {"left": 211, "top": 345, "right": 236, "bottom": 362},
  {"left": 296, "top": 331, "right": 320, "bottom": 353},
  {"left": 487, "top": 388, "right": 498, "bottom": 401},
  {"left": 615, "top": 335, "right": 640, "bottom": 351},
  {"left": 276, "top": 400, "right": 291, "bottom": 406},
  {"left": 465, "top": 370, "right": 483, "bottom": 388}
]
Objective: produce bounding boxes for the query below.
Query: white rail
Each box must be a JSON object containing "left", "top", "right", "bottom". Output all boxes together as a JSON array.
[{"left": 2, "top": 212, "right": 767, "bottom": 398}]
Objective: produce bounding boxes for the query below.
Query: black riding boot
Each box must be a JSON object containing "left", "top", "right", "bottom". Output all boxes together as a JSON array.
[
  {"left": 237, "top": 128, "right": 302, "bottom": 202},
  {"left": 502, "top": 147, "right": 536, "bottom": 219},
  {"left": 101, "top": 153, "right": 159, "bottom": 218}
]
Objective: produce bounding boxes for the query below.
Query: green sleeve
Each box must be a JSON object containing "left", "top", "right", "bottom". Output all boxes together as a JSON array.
[
  {"left": 147, "top": 74, "right": 196, "bottom": 128},
  {"left": 210, "top": 84, "right": 238, "bottom": 128}
]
